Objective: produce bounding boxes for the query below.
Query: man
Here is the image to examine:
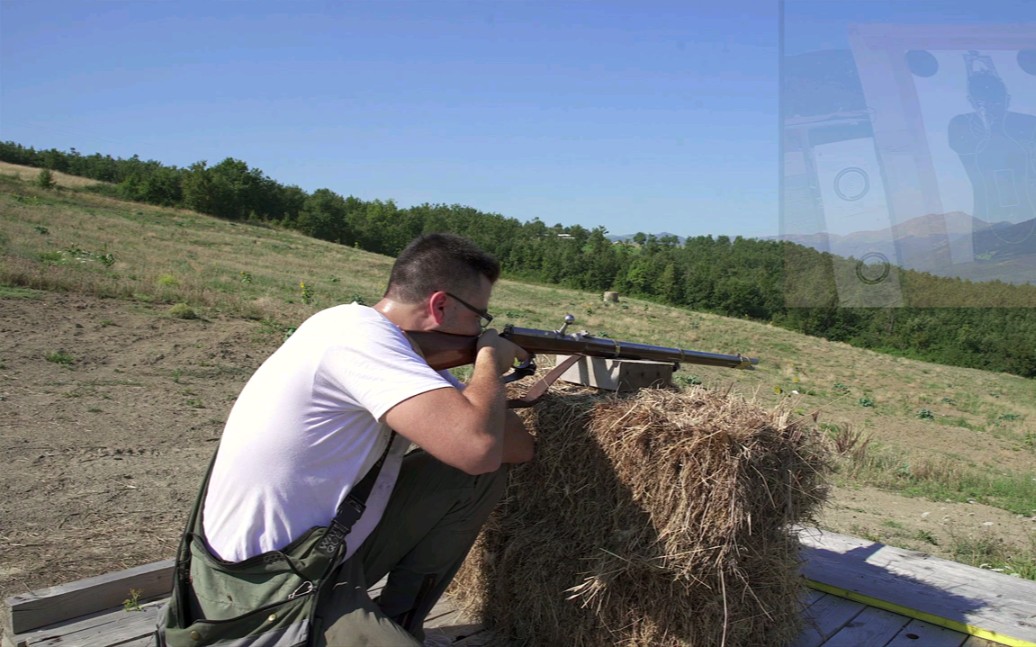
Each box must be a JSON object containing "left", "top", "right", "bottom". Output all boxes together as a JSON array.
[
  {"left": 948, "top": 69, "right": 1036, "bottom": 255},
  {"left": 202, "top": 233, "right": 535, "bottom": 645}
]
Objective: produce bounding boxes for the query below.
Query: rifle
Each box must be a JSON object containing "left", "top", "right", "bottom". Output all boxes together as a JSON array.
[{"left": 407, "top": 315, "right": 758, "bottom": 404}]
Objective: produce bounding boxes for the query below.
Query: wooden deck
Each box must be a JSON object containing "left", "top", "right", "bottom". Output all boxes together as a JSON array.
[
  {"left": 798, "top": 528, "right": 1036, "bottom": 647},
  {"left": 5, "top": 529, "right": 1035, "bottom": 647}
]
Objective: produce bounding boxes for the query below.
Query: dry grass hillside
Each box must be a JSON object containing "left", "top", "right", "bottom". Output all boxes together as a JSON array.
[{"left": 1, "top": 163, "right": 1034, "bottom": 604}]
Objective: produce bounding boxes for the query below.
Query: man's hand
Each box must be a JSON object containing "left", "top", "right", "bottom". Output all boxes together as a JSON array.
[{"left": 476, "top": 329, "right": 530, "bottom": 376}]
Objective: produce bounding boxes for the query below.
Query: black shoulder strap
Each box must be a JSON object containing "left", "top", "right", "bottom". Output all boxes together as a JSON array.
[
  {"left": 316, "top": 430, "right": 397, "bottom": 556},
  {"left": 185, "top": 430, "right": 397, "bottom": 559}
]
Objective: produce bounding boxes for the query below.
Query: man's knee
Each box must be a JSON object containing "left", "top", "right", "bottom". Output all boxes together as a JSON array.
[{"left": 477, "top": 462, "right": 507, "bottom": 505}]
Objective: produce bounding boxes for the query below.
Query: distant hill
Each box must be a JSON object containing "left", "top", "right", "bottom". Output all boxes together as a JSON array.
[
  {"left": 777, "top": 212, "right": 1036, "bottom": 285},
  {"left": 607, "top": 232, "right": 686, "bottom": 244}
]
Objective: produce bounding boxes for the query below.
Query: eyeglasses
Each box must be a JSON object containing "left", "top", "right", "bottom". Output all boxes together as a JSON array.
[{"left": 445, "top": 292, "right": 494, "bottom": 330}]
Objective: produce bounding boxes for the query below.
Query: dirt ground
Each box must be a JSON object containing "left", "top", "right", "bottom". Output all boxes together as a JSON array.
[
  {"left": 1, "top": 292, "right": 1034, "bottom": 608},
  {"left": 0, "top": 292, "right": 275, "bottom": 603},
  {"left": 819, "top": 486, "right": 1035, "bottom": 572}
]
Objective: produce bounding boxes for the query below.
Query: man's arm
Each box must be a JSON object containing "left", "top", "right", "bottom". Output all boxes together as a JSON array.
[
  {"left": 383, "top": 332, "right": 524, "bottom": 475},
  {"left": 502, "top": 410, "right": 535, "bottom": 464}
]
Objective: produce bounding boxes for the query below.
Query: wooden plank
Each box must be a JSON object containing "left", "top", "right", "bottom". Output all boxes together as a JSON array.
[
  {"left": 7, "top": 586, "right": 476, "bottom": 647},
  {"left": 886, "top": 619, "right": 969, "bottom": 647},
  {"left": 424, "top": 594, "right": 464, "bottom": 629},
  {"left": 113, "top": 639, "right": 156, "bottom": 647},
  {"left": 422, "top": 593, "right": 492, "bottom": 645},
  {"left": 423, "top": 607, "right": 463, "bottom": 629},
  {"left": 791, "top": 593, "right": 866, "bottom": 647},
  {"left": 425, "top": 623, "right": 494, "bottom": 646},
  {"left": 964, "top": 636, "right": 1010, "bottom": 647},
  {"left": 13, "top": 600, "right": 161, "bottom": 647},
  {"left": 9, "top": 598, "right": 476, "bottom": 647},
  {"left": 802, "top": 588, "right": 826, "bottom": 607},
  {"left": 821, "top": 606, "right": 912, "bottom": 647},
  {"left": 452, "top": 628, "right": 510, "bottom": 646},
  {"left": 798, "top": 528, "right": 1036, "bottom": 646},
  {"left": 4, "top": 560, "right": 174, "bottom": 635}
]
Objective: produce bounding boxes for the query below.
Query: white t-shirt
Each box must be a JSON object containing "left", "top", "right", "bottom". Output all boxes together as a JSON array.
[{"left": 203, "top": 303, "right": 459, "bottom": 562}]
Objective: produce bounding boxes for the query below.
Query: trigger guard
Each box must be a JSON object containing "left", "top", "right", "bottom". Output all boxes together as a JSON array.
[{"left": 503, "top": 358, "right": 537, "bottom": 383}]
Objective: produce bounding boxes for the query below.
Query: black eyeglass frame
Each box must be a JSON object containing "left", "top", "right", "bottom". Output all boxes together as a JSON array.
[{"left": 445, "top": 292, "right": 494, "bottom": 330}]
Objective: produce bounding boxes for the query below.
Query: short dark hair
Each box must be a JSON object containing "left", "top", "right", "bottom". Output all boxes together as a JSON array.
[
  {"left": 968, "top": 71, "right": 1007, "bottom": 102},
  {"left": 384, "top": 233, "right": 500, "bottom": 303}
]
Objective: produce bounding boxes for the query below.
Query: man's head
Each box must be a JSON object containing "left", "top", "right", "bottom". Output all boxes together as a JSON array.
[
  {"left": 968, "top": 71, "right": 1010, "bottom": 125},
  {"left": 383, "top": 233, "right": 500, "bottom": 334}
]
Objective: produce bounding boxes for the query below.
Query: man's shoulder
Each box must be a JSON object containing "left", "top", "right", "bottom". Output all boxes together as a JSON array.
[
  {"left": 1006, "top": 111, "right": 1036, "bottom": 133},
  {"left": 313, "top": 301, "right": 373, "bottom": 320},
  {"left": 308, "top": 303, "right": 393, "bottom": 332},
  {"left": 947, "top": 113, "right": 977, "bottom": 140},
  {"left": 284, "top": 304, "right": 408, "bottom": 358}
]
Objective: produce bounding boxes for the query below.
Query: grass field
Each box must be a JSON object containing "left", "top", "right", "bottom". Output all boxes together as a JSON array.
[{"left": 2, "top": 164, "right": 1034, "bottom": 577}]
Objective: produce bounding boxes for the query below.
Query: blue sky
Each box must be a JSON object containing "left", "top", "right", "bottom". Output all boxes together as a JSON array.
[
  {"left": 1, "top": 1, "right": 1032, "bottom": 241},
  {"left": 1, "top": 0, "right": 779, "bottom": 238}
]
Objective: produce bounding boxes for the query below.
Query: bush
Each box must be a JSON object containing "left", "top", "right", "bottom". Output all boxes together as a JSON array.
[
  {"left": 168, "top": 303, "right": 198, "bottom": 319},
  {"left": 35, "top": 168, "right": 56, "bottom": 189}
]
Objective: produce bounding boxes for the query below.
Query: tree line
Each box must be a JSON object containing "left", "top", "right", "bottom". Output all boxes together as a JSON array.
[{"left": 3, "top": 140, "right": 1034, "bottom": 378}]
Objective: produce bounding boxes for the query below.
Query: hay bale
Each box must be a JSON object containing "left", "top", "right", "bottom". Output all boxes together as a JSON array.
[{"left": 451, "top": 385, "right": 830, "bottom": 646}]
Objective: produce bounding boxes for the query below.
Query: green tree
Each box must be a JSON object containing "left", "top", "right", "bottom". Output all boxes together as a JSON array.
[
  {"left": 35, "top": 168, "right": 56, "bottom": 189},
  {"left": 297, "top": 189, "right": 352, "bottom": 244},
  {"left": 658, "top": 262, "right": 681, "bottom": 303},
  {"left": 181, "top": 158, "right": 272, "bottom": 221}
]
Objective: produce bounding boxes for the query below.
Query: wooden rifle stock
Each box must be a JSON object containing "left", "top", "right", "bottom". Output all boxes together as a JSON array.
[{"left": 404, "top": 330, "right": 480, "bottom": 371}]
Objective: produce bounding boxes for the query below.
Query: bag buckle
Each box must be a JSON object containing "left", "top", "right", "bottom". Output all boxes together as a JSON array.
[
  {"left": 289, "top": 581, "right": 315, "bottom": 599},
  {"left": 337, "top": 496, "right": 365, "bottom": 527}
]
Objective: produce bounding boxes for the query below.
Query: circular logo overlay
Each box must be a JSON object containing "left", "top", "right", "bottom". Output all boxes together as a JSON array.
[
  {"left": 855, "top": 252, "right": 891, "bottom": 285},
  {"left": 906, "top": 50, "right": 939, "bottom": 77},
  {"left": 834, "top": 167, "right": 870, "bottom": 202}
]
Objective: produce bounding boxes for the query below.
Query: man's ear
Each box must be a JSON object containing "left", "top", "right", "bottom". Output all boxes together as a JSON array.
[{"left": 428, "top": 291, "right": 448, "bottom": 325}]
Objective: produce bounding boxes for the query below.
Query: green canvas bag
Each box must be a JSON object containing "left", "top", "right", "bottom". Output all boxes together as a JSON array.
[{"left": 156, "top": 440, "right": 391, "bottom": 647}]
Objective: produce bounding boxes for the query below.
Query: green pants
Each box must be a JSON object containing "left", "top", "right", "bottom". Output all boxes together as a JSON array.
[{"left": 314, "top": 450, "right": 507, "bottom": 646}]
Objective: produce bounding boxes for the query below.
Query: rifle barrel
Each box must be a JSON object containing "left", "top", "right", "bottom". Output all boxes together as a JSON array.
[{"left": 501, "top": 326, "right": 758, "bottom": 370}]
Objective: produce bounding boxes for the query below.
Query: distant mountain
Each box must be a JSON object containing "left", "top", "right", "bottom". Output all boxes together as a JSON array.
[
  {"left": 777, "top": 212, "right": 1036, "bottom": 285},
  {"left": 607, "top": 232, "right": 686, "bottom": 244}
]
